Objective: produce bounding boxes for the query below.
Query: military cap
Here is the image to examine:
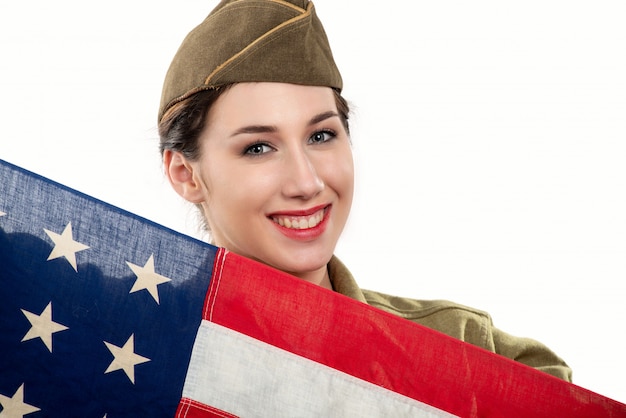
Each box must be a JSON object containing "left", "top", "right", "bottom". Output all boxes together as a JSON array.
[{"left": 159, "top": 0, "right": 342, "bottom": 121}]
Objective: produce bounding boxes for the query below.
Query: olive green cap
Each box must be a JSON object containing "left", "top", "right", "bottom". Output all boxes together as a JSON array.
[{"left": 158, "top": 0, "right": 343, "bottom": 122}]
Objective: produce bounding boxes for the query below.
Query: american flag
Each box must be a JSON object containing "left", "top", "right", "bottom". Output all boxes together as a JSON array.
[{"left": 1, "top": 158, "right": 624, "bottom": 417}]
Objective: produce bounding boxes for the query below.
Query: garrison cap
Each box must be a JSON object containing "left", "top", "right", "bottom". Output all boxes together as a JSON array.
[{"left": 159, "top": 0, "right": 342, "bottom": 122}]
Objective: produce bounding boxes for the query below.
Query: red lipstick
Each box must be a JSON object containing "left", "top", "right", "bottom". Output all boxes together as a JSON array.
[{"left": 269, "top": 205, "right": 331, "bottom": 241}]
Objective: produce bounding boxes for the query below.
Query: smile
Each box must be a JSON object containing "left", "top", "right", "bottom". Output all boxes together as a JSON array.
[{"left": 271, "top": 207, "right": 326, "bottom": 230}]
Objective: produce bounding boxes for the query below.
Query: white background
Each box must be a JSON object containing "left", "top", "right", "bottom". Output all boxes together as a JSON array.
[{"left": 1, "top": 0, "right": 624, "bottom": 404}]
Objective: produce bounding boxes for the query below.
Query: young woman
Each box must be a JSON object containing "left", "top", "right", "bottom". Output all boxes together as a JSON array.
[{"left": 159, "top": 0, "right": 571, "bottom": 381}]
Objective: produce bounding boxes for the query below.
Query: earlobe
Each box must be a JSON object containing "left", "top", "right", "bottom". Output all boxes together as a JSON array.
[{"left": 163, "top": 150, "right": 205, "bottom": 203}]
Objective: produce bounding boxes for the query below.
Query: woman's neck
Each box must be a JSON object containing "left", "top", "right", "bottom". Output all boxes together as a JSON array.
[{"left": 291, "top": 265, "right": 333, "bottom": 290}]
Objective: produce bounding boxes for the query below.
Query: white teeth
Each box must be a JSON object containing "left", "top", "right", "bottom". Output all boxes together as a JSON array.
[{"left": 272, "top": 209, "right": 324, "bottom": 230}]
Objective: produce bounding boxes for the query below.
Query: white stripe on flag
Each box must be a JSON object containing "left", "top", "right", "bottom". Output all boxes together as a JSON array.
[{"left": 182, "top": 321, "right": 457, "bottom": 418}]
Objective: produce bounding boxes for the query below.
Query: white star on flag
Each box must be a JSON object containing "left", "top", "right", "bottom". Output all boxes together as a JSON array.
[
  {"left": 104, "top": 334, "right": 150, "bottom": 384},
  {"left": 21, "top": 302, "right": 68, "bottom": 353},
  {"left": 0, "top": 210, "right": 6, "bottom": 216},
  {"left": 0, "top": 383, "right": 40, "bottom": 417},
  {"left": 126, "top": 254, "right": 171, "bottom": 304},
  {"left": 44, "top": 222, "right": 90, "bottom": 272}
]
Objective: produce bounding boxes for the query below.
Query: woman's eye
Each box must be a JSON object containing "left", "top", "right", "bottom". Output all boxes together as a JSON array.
[
  {"left": 244, "top": 143, "right": 273, "bottom": 156},
  {"left": 309, "top": 130, "right": 335, "bottom": 144}
]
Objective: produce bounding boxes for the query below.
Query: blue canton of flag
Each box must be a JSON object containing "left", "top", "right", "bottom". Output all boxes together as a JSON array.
[{"left": 0, "top": 159, "right": 215, "bottom": 417}]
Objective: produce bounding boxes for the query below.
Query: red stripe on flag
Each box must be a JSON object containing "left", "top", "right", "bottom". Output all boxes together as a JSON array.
[
  {"left": 176, "top": 397, "right": 239, "bottom": 418},
  {"left": 204, "top": 250, "right": 625, "bottom": 418}
]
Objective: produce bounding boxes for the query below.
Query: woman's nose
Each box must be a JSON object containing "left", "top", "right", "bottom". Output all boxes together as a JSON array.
[{"left": 281, "top": 148, "right": 324, "bottom": 200}]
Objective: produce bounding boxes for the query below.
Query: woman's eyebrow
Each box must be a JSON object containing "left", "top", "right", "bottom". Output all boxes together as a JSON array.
[
  {"left": 231, "top": 111, "right": 339, "bottom": 137},
  {"left": 231, "top": 124, "right": 278, "bottom": 137},
  {"left": 309, "top": 111, "right": 339, "bottom": 126}
]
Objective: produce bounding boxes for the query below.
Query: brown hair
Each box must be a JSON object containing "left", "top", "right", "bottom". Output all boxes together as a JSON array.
[{"left": 158, "top": 84, "right": 350, "bottom": 160}]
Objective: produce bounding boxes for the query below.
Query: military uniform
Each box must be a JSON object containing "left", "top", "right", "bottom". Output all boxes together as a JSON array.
[{"left": 329, "top": 256, "right": 572, "bottom": 382}]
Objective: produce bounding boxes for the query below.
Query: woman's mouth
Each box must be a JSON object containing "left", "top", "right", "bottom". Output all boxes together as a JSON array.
[{"left": 271, "top": 207, "right": 327, "bottom": 230}]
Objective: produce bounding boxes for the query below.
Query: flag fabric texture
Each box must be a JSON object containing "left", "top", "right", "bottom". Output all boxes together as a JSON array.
[{"left": 1, "top": 158, "right": 624, "bottom": 418}]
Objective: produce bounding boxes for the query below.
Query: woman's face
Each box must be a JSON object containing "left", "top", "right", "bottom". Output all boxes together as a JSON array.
[{"left": 190, "top": 82, "right": 354, "bottom": 283}]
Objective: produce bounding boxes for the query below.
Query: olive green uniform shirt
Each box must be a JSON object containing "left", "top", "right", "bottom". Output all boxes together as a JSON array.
[{"left": 328, "top": 256, "right": 572, "bottom": 382}]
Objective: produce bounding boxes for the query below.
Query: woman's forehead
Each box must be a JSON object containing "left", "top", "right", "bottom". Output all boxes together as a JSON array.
[{"left": 209, "top": 82, "right": 338, "bottom": 125}]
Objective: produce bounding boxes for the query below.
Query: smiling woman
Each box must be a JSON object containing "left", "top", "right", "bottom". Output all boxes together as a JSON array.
[
  {"left": 163, "top": 83, "right": 354, "bottom": 288},
  {"left": 156, "top": 0, "right": 572, "bottom": 386}
]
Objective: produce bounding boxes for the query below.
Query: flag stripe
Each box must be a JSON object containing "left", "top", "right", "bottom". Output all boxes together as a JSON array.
[
  {"left": 176, "top": 397, "right": 239, "bottom": 418},
  {"left": 180, "top": 321, "right": 454, "bottom": 417},
  {"left": 202, "top": 250, "right": 626, "bottom": 418}
]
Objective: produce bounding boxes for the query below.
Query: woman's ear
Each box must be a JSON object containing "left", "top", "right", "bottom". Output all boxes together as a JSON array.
[{"left": 163, "top": 150, "right": 204, "bottom": 203}]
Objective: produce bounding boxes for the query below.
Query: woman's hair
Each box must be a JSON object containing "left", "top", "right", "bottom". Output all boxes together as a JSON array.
[{"left": 158, "top": 83, "right": 351, "bottom": 234}]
